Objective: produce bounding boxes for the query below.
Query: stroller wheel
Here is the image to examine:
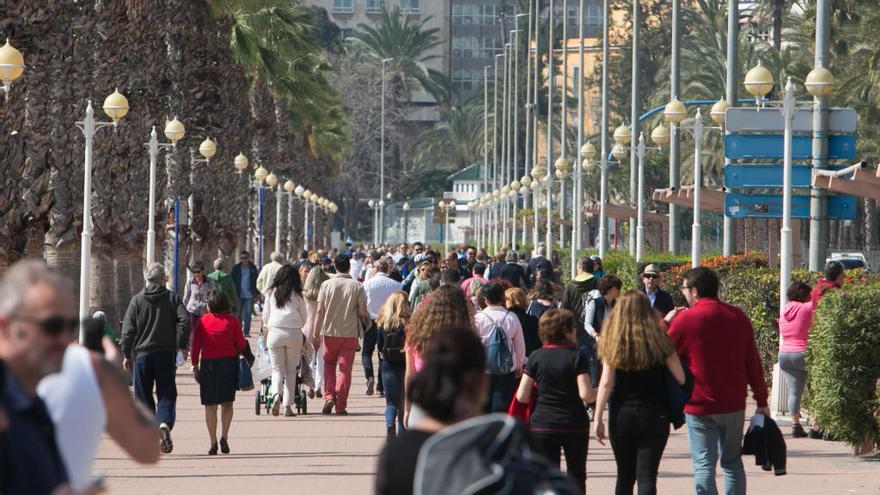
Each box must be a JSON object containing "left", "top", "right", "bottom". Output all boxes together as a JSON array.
[{"left": 255, "top": 391, "right": 262, "bottom": 416}]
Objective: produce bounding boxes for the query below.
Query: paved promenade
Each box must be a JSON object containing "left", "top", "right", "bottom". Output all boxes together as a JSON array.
[{"left": 93, "top": 339, "right": 879, "bottom": 494}]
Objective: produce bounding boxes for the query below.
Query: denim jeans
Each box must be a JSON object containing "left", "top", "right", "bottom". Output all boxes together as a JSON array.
[
  {"left": 484, "top": 372, "right": 516, "bottom": 413},
  {"left": 361, "top": 321, "right": 384, "bottom": 393},
  {"left": 132, "top": 350, "right": 177, "bottom": 429},
  {"left": 238, "top": 297, "right": 253, "bottom": 336},
  {"left": 381, "top": 361, "right": 405, "bottom": 430},
  {"left": 686, "top": 411, "right": 746, "bottom": 495}
]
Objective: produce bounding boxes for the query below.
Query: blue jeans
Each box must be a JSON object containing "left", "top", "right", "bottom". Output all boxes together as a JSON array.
[
  {"left": 238, "top": 297, "right": 253, "bottom": 336},
  {"left": 381, "top": 361, "right": 405, "bottom": 430},
  {"left": 132, "top": 350, "right": 177, "bottom": 429},
  {"left": 686, "top": 411, "right": 746, "bottom": 495},
  {"left": 485, "top": 372, "right": 516, "bottom": 413}
]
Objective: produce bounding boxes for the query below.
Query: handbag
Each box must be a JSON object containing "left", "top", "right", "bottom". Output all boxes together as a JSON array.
[{"left": 237, "top": 357, "right": 254, "bottom": 391}]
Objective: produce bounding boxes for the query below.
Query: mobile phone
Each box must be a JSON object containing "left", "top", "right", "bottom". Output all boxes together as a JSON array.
[{"left": 82, "top": 317, "right": 105, "bottom": 354}]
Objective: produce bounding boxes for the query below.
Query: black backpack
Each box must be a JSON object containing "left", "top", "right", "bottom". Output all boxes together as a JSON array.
[{"left": 381, "top": 326, "right": 406, "bottom": 365}]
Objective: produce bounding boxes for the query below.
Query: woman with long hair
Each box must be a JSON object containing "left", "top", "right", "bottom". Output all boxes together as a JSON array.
[
  {"left": 303, "top": 265, "right": 330, "bottom": 397},
  {"left": 515, "top": 309, "right": 595, "bottom": 492},
  {"left": 527, "top": 279, "right": 557, "bottom": 320},
  {"left": 506, "top": 287, "right": 541, "bottom": 357},
  {"left": 403, "top": 285, "right": 473, "bottom": 426},
  {"left": 190, "top": 290, "right": 246, "bottom": 454},
  {"left": 375, "top": 291, "right": 412, "bottom": 438},
  {"left": 262, "top": 265, "right": 309, "bottom": 417},
  {"left": 594, "top": 290, "right": 685, "bottom": 495}
]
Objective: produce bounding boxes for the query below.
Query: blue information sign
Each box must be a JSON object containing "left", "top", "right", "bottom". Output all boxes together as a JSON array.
[
  {"left": 725, "top": 193, "right": 857, "bottom": 220},
  {"left": 724, "top": 134, "right": 856, "bottom": 160},
  {"left": 723, "top": 164, "right": 846, "bottom": 189}
]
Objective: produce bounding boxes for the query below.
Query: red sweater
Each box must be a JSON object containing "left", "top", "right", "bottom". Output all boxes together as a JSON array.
[
  {"left": 667, "top": 298, "right": 768, "bottom": 415},
  {"left": 191, "top": 313, "right": 246, "bottom": 367},
  {"left": 810, "top": 279, "right": 840, "bottom": 310}
]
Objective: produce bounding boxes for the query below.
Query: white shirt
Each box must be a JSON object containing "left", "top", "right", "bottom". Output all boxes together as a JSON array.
[
  {"left": 474, "top": 305, "right": 526, "bottom": 373},
  {"left": 263, "top": 289, "right": 309, "bottom": 330},
  {"left": 349, "top": 258, "right": 364, "bottom": 279},
  {"left": 363, "top": 272, "right": 402, "bottom": 319}
]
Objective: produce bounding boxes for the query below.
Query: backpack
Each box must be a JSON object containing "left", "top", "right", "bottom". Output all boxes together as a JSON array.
[
  {"left": 381, "top": 326, "right": 406, "bottom": 365},
  {"left": 485, "top": 311, "right": 513, "bottom": 375},
  {"left": 413, "top": 414, "right": 580, "bottom": 495}
]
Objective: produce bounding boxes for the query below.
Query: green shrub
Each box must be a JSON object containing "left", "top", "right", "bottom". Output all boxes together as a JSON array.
[{"left": 805, "top": 284, "right": 880, "bottom": 446}]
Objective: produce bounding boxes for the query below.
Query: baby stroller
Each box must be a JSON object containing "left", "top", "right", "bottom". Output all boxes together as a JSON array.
[{"left": 254, "top": 359, "right": 308, "bottom": 415}]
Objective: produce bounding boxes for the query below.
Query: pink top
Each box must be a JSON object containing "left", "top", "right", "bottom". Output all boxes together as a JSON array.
[
  {"left": 778, "top": 300, "right": 813, "bottom": 353},
  {"left": 404, "top": 342, "right": 424, "bottom": 374}
]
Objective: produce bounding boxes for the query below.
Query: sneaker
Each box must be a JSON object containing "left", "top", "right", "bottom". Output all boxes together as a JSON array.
[
  {"left": 336, "top": 409, "right": 349, "bottom": 416},
  {"left": 208, "top": 442, "right": 218, "bottom": 455},
  {"left": 808, "top": 428, "right": 823, "bottom": 439},
  {"left": 308, "top": 389, "right": 316, "bottom": 399},
  {"left": 271, "top": 394, "right": 282, "bottom": 417},
  {"left": 322, "top": 399, "right": 335, "bottom": 415},
  {"left": 315, "top": 387, "right": 322, "bottom": 397},
  {"left": 365, "top": 377, "right": 375, "bottom": 396},
  {"left": 378, "top": 390, "right": 385, "bottom": 398},
  {"left": 792, "top": 423, "right": 808, "bottom": 438},
  {"left": 284, "top": 406, "right": 296, "bottom": 417},
  {"left": 159, "top": 423, "right": 173, "bottom": 454},
  {"left": 219, "top": 436, "right": 230, "bottom": 454}
]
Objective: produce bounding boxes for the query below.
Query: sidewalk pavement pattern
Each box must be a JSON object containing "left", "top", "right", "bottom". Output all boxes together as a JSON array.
[{"left": 94, "top": 341, "right": 880, "bottom": 493}]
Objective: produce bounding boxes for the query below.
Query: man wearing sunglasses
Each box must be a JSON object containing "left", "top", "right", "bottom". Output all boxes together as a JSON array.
[{"left": 640, "top": 264, "right": 674, "bottom": 316}]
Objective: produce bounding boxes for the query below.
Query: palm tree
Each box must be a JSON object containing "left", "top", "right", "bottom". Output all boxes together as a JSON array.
[
  {"left": 409, "top": 104, "right": 484, "bottom": 172},
  {"left": 346, "top": 6, "right": 449, "bottom": 104}
]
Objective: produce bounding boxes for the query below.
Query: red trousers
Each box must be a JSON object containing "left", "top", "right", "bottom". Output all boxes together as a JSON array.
[{"left": 321, "top": 336, "right": 358, "bottom": 411}]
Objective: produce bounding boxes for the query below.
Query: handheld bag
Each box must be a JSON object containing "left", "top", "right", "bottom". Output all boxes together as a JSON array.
[
  {"left": 238, "top": 357, "right": 254, "bottom": 391},
  {"left": 251, "top": 336, "right": 272, "bottom": 383}
]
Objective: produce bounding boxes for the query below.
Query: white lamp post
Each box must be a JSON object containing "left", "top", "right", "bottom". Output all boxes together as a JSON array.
[
  {"left": 368, "top": 199, "right": 377, "bottom": 246},
  {"left": 402, "top": 201, "right": 411, "bottom": 244},
  {"left": 440, "top": 200, "right": 456, "bottom": 254},
  {"left": 144, "top": 118, "right": 185, "bottom": 265},
  {"left": 77, "top": 89, "right": 129, "bottom": 324},
  {"left": 294, "top": 185, "right": 307, "bottom": 250},
  {"left": 283, "top": 180, "right": 295, "bottom": 258},
  {"left": 0, "top": 39, "right": 25, "bottom": 101},
  {"left": 379, "top": 58, "right": 393, "bottom": 244}
]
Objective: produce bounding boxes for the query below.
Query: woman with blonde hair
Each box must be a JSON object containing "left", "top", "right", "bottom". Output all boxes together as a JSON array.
[
  {"left": 303, "top": 265, "right": 331, "bottom": 397},
  {"left": 375, "top": 291, "right": 412, "bottom": 438},
  {"left": 594, "top": 290, "right": 685, "bottom": 495},
  {"left": 505, "top": 287, "right": 540, "bottom": 357},
  {"left": 403, "top": 285, "right": 473, "bottom": 426}
]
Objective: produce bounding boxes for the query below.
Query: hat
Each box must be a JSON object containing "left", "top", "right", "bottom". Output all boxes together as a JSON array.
[
  {"left": 642, "top": 264, "right": 660, "bottom": 276},
  {"left": 414, "top": 253, "right": 427, "bottom": 263},
  {"left": 321, "top": 256, "right": 331, "bottom": 264}
]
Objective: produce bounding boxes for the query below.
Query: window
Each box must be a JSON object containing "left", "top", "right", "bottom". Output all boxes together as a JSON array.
[
  {"left": 332, "top": 0, "right": 353, "bottom": 14},
  {"left": 452, "top": 70, "right": 480, "bottom": 92},
  {"left": 586, "top": 5, "right": 602, "bottom": 26},
  {"left": 400, "top": 0, "right": 420, "bottom": 14},
  {"left": 452, "top": 37, "right": 478, "bottom": 58},
  {"left": 367, "top": 0, "right": 384, "bottom": 14},
  {"left": 481, "top": 5, "right": 495, "bottom": 25}
]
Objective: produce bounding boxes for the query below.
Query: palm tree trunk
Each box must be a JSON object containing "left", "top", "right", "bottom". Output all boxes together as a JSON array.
[
  {"left": 89, "top": 242, "right": 117, "bottom": 326},
  {"left": 45, "top": 242, "right": 80, "bottom": 305},
  {"left": 772, "top": 0, "right": 784, "bottom": 52}
]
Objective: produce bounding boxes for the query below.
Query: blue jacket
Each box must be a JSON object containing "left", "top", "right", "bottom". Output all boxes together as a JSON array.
[{"left": 231, "top": 262, "right": 259, "bottom": 298}]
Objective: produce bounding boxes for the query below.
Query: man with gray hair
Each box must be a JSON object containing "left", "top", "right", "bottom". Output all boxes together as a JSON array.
[
  {"left": 207, "top": 257, "right": 239, "bottom": 315},
  {"left": 122, "top": 262, "right": 190, "bottom": 454},
  {"left": 256, "top": 251, "right": 286, "bottom": 295},
  {"left": 526, "top": 244, "right": 555, "bottom": 287}
]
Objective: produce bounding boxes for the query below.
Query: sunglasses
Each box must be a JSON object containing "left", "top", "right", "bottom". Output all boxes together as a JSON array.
[
  {"left": 643, "top": 274, "right": 659, "bottom": 279},
  {"left": 11, "top": 313, "right": 79, "bottom": 336}
]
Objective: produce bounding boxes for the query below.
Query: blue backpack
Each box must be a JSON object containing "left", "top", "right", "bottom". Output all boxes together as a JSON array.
[{"left": 485, "top": 311, "right": 513, "bottom": 375}]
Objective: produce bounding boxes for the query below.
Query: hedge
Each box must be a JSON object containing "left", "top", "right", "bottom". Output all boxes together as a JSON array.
[{"left": 805, "top": 284, "right": 880, "bottom": 446}]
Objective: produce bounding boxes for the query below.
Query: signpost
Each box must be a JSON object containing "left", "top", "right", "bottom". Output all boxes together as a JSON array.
[
  {"left": 724, "top": 164, "right": 844, "bottom": 189},
  {"left": 725, "top": 193, "right": 857, "bottom": 219}
]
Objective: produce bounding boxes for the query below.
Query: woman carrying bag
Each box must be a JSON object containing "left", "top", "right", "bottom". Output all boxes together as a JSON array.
[
  {"left": 263, "top": 265, "right": 309, "bottom": 417},
  {"left": 191, "top": 290, "right": 247, "bottom": 455}
]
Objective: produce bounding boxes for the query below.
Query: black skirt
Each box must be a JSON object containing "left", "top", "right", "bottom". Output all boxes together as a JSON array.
[{"left": 199, "top": 356, "right": 239, "bottom": 405}]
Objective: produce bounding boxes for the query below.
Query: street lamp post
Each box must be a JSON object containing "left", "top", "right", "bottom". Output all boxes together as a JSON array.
[
  {"left": 368, "top": 199, "right": 378, "bottom": 245},
  {"left": 284, "top": 180, "right": 295, "bottom": 259},
  {"left": 262, "top": 172, "right": 280, "bottom": 253},
  {"left": 379, "top": 58, "right": 393, "bottom": 244},
  {"left": 76, "top": 90, "right": 129, "bottom": 324},
  {"left": 294, "top": 185, "right": 307, "bottom": 250},
  {"left": 599, "top": 0, "right": 610, "bottom": 257},
  {"left": 0, "top": 39, "right": 25, "bottom": 101},
  {"left": 575, "top": 0, "right": 586, "bottom": 255},
  {"left": 253, "top": 166, "right": 270, "bottom": 269},
  {"left": 440, "top": 200, "right": 456, "bottom": 254},
  {"left": 233, "top": 153, "right": 249, "bottom": 250},
  {"left": 145, "top": 119, "right": 186, "bottom": 264},
  {"left": 546, "top": 0, "right": 556, "bottom": 251},
  {"left": 402, "top": 201, "right": 410, "bottom": 244}
]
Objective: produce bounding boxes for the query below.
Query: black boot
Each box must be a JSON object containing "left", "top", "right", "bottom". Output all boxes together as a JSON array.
[{"left": 387, "top": 425, "right": 396, "bottom": 440}]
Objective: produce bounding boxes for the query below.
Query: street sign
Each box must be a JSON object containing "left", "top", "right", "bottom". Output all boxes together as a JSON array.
[
  {"left": 725, "top": 107, "right": 857, "bottom": 134},
  {"left": 725, "top": 193, "right": 857, "bottom": 220},
  {"left": 724, "top": 134, "right": 856, "bottom": 160},
  {"left": 724, "top": 164, "right": 845, "bottom": 189}
]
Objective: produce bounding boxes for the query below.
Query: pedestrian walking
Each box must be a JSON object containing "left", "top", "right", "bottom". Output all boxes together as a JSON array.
[
  {"left": 499, "top": 251, "right": 527, "bottom": 288},
  {"left": 408, "top": 260, "right": 438, "bottom": 311},
  {"left": 640, "top": 264, "right": 674, "bottom": 316},
  {"left": 474, "top": 282, "right": 526, "bottom": 413},
  {"left": 363, "top": 259, "right": 402, "bottom": 397},
  {"left": 303, "top": 264, "right": 330, "bottom": 398},
  {"left": 560, "top": 257, "right": 597, "bottom": 323},
  {"left": 583, "top": 275, "right": 622, "bottom": 390},
  {"left": 403, "top": 285, "right": 473, "bottom": 427},
  {"left": 506, "top": 287, "right": 541, "bottom": 357},
  {"left": 514, "top": 309, "right": 595, "bottom": 492},
  {"left": 263, "top": 265, "right": 309, "bottom": 417},
  {"left": 122, "top": 262, "right": 190, "bottom": 455},
  {"left": 593, "top": 290, "right": 686, "bottom": 495},
  {"left": 443, "top": 251, "right": 470, "bottom": 280},
  {"left": 311, "top": 254, "right": 369, "bottom": 415},
  {"left": 460, "top": 261, "right": 488, "bottom": 294},
  {"left": 231, "top": 251, "right": 259, "bottom": 337},
  {"left": 376, "top": 291, "right": 412, "bottom": 438},
  {"left": 778, "top": 281, "right": 814, "bottom": 438},
  {"left": 376, "top": 326, "right": 488, "bottom": 495},
  {"left": 256, "top": 251, "right": 286, "bottom": 295},
  {"left": 190, "top": 290, "right": 246, "bottom": 454},
  {"left": 667, "top": 267, "right": 769, "bottom": 495},
  {"left": 207, "top": 257, "right": 239, "bottom": 316},
  {"left": 527, "top": 279, "right": 557, "bottom": 320},
  {"left": 183, "top": 260, "right": 214, "bottom": 330}
]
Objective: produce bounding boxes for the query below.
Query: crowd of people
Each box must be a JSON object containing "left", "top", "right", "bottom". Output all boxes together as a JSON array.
[{"left": 0, "top": 237, "right": 850, "bottom": 494}]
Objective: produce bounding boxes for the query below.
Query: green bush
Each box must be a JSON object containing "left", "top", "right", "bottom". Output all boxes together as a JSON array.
[{"left": 805, "top": 284, "right": 880, "bottom": 446}]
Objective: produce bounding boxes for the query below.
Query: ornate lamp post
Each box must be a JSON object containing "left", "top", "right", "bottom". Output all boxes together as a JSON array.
[
  {"left": 144, "top": 117, "right": 185, "bottom": 264},
  {"left": 0, "top": 39, "right": 24, "bottom": 101},
  {"left": 402, "top": 201, "right": 411, "bottom": 244},
  {"left": 439, "top": 199, "right": 456, "bottom": 254},
  {"left": 283, "top": 179, "right": 296, "bottom": 258},
  {"left": 253, "top": 166, "right": 269, "bottom": 268},
  {"left": 77, "top": 89, "right": 129, "bottom": 323}
]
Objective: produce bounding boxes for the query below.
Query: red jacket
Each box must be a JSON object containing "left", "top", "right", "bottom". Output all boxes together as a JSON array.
[
  {"left": 191, "top": 313, "right": 246, "bottom": 367},
  {"left": 810, "top": 279, "right": 840, "bottom": 310},
  {"left": 667, "top": 297, "right": 768, "bottom": 415}
]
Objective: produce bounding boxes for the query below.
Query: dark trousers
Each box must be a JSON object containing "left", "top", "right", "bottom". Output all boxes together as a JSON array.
[
  {"left": 380, "top": 361, "right": 405, "bottom": 430},
  {"left": 133, "top": 350, "right": 178, "bottom": 429},
  {"left": 586, "top": 334, "right": 602, "bottom": 389},
  {"left": 361, "top": 321, "right": 384, "bottom": 393},
  {"left": 533, "top": 430, "right": 588, "bottom": 493},
  {"left": 485, "top": 372, "right": 516, "bottom": 413},
  {"left": 609, "top": 402, "right": 670, "bottom": 495}
]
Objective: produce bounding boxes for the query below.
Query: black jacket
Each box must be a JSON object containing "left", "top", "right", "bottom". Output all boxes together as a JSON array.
[
  {"left": 526, "top": 256, "right": 555, "bottom": 287},
  {"left": 644, "top": 287, "right": 674, "bottom": 316},
  {"left": 742, "top": 415, "right": 787, "bottom": 476},
  {"left": 231, "top": 262, "right": 259, "bottom": 298},
  {"left": 122, "top": 284, "right": 191, "bottom": 359},
  {"left": 560, "top": 275, "right": 598, "bottom": 330},
  {"left": 499, "top": 262, "right": 526, "bottom": 288},
  {"left": 510, "top": 307, "right": 541, "bottom": 356}
]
